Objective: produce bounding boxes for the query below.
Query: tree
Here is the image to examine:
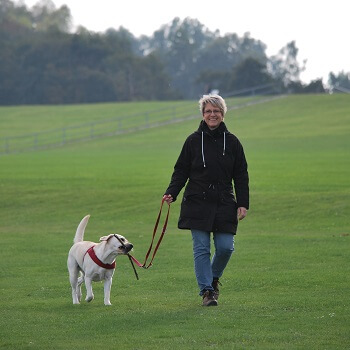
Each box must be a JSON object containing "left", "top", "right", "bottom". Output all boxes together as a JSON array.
[
  {"left": 0, "top": 1, "right": 320, "bottom": 104},
  {"left": 146, "top": 19, "right": 269, "bottom": 98},
  {"left": 228, "top": 57, "right": 273, "bottom": 94},
  {"left": 31, "top": 0, "right": 72, "bottom": 32},
  {"left": 328, "top": 71, "right": 350, "bottom": 92},
  {"left": 195, "top": 33, "right": 267, "bottom": 94},
  {"left": 303, "top": 79, "right": 325, "bottom": 93},
  {"left": 145, "top": 17, "right": 214, "bottom": 98},
  {"left": 196, "top": 70, "right": 228, "bottom": 94},
  {"left": 268, "top": 41, "right": 306, "bottom": 87}
]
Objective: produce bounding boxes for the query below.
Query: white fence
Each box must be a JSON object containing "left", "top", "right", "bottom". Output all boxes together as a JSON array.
[{"left": 1, "top": 93, "right": 285, "bottom": 155}]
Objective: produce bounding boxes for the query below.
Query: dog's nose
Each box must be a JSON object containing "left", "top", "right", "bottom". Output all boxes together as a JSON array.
[{"left": 126, "top": 243, "right": 133, "bottom": 251}]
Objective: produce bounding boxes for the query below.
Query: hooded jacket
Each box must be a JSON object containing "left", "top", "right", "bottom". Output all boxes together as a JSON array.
[{"left": 165, "top": 120, "right": 249, "bottom": 234}]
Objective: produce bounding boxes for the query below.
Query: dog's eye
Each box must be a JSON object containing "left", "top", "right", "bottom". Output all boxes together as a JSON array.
[{"left": 120, "top": 238, "right": 125, "bottom": 242}]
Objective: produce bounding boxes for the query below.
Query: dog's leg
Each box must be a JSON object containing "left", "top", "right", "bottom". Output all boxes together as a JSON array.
[
  {"left": 68, "top": 259, "right": 80, "bottom": 304},
  {"left": 104, "top": 277, "right": 113, "bottom": 306},
  {"left": 69, "top": 273, "right": 80, "bottom": 304},
  {"left": 84, "top": 277, "right": 94, "bottom": 302},
  {"left": 77, "top": 273, "right": 84, "bottom": 303}
]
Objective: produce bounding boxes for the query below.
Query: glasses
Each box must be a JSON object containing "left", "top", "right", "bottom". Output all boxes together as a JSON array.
[{"left": 204, "top": 109, "right": 222, "bottom": 115}]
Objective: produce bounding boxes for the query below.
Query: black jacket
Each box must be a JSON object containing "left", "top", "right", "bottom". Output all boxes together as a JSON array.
[{"left": 165, "top": 121, "right": 249, "bottom": 234}]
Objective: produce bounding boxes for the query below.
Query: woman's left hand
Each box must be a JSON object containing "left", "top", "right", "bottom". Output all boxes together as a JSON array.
[
  {"left": 163, "top": 194, "right": 173, "bottom": 204},
  {"left": 237, "top": 207, "right": 247, "bottom": 220}
]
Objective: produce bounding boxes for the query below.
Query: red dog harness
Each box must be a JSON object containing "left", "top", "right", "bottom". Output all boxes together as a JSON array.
[
  {"left": 82, "top": 198, "right": 170, "bottom": 280},
  {"left": 84, "top": 246, "right": 116, "bottom": 269}
]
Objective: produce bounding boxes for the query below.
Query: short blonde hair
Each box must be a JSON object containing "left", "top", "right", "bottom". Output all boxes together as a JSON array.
[{"left": 199, "top": 94, "right": 227, "bottom": 116}]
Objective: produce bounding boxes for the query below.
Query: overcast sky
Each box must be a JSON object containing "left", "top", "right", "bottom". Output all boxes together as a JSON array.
[{"left": 22, "top": 0, "right": 350, "bottom": 84}]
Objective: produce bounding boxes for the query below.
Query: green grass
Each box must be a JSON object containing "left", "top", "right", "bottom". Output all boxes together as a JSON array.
[{"left": 0, "top": 94, "right": 349, "bottom": 349}]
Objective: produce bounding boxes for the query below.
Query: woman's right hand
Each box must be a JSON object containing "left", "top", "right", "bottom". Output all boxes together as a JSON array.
[{"left": 163, "top": 194, "right": 173, "bottom": 204}]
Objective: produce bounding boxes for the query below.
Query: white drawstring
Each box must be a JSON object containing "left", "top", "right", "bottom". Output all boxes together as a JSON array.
[
  {"left": 223, "top": 132, "right": 226, "bottom": 155},
  {"left": 202, "top": 131, "right": 226, "bottom": 167},
  {"left": 201, "top": 132, "right": 206, "bottom": 168}
]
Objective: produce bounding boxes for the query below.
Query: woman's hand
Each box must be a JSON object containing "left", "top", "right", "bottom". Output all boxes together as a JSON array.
[
  {"left": 237, "top": 207, "right": 247, "bottom": 220},
  {"left": 163, "top": 194, "right": 173, "bottom": 204}
]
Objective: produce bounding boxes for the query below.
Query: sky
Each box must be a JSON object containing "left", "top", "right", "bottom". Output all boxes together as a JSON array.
[{"left": 22, "top": 0, "right": 350, "bottom": 84}]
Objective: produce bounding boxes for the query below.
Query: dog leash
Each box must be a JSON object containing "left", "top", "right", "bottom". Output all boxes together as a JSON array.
[
  {"left": 126, "top": 198, "right": 171, "bottom": 276},
  {"left": 112, "top": 234, "right": 140, "bottom": 280}
]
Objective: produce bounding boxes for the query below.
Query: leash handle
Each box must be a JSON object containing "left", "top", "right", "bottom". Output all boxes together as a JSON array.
[
  {"left": 127, "top": 198, "right": 170, "bottom": 275},
  {"left": 142, "top": 197, "right": 170, "bottom": 269}
]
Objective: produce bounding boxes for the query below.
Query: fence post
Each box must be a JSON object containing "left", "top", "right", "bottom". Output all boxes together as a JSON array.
[
  {"left": 62, "top": 128, "right": 66, "bottom": 145},
  {"left": 34, "top": 133, "right": 38, "bottom": 150},
  {"left": 90, "top": 123, "right": 95, "bottom": 139},
  {"left": 5, "top": 138, "right": 10, "bottom": 154}
]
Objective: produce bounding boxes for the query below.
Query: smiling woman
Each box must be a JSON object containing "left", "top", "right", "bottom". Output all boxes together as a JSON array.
[
  {"left": 201, "top": 96, "right": 226, "bottom": 130},
  {"left": 163, "top": 94, "right": 249, "bottom": 306}
]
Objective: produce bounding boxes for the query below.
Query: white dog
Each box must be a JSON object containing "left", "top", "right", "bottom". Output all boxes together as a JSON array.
[{"left": 67, "top": 215, "right": 133, "bottom": 305}]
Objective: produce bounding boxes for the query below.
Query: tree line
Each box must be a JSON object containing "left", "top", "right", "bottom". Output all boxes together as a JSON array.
[{"left": 0, "top": 0, "right": 348, "bottom": 105}]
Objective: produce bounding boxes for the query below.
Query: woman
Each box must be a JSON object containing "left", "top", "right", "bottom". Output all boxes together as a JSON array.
[{"left": 163, "top": 94, "right": 249, "bottom": 306}]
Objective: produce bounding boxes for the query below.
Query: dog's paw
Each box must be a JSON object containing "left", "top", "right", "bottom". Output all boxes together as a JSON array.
[
  {"left": 104, "top": 301, "right": 112, "bottom": 306},
  {"left": 85, "top": 295, "right": 94, "bottom": 303}
]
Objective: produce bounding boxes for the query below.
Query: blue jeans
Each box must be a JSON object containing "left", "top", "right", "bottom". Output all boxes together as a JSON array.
[{"left": 191, "top": 230, "right": 235, "bottom": 295}]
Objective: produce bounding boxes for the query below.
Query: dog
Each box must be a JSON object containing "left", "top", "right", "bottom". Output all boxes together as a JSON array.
[{"left": 67, "top": 215, "right": 133, "bottom": 305}]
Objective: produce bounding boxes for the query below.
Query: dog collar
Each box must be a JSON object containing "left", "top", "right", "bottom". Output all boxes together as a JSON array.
[{"left": 86, "top": 246, "right": 116, "bottom": 269}]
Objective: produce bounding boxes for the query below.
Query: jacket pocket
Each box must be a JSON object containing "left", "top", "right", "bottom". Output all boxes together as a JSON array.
[
  {"left": 221, "top": 191, "right": 237, "bottom": 205},
  {"left": 180, "top": 190, "right": 209, "bottom": 220},
  {"left": 218, "top": 192, "right": 238, "bottom": 224}
]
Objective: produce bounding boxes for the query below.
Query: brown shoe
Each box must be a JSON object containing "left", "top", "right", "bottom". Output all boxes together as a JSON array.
[
  {"left": 202, "top": 290, "right": 218, "bottom": 306},
  {"left": 212, "top": 278, "right": 222, "bottom": 300}
]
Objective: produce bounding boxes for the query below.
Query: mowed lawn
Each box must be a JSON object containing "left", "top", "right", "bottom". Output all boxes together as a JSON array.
[{"left": 0, "top": 94, "right": 349, "bottom": 349}]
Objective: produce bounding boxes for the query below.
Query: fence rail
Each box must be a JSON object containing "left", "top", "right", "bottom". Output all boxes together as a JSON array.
[
  {"left": 1, "top": 93, "right": 285, "bottom": 155},
  {"left": 333, "top": 85, "right": 350, "bottom": 93}
]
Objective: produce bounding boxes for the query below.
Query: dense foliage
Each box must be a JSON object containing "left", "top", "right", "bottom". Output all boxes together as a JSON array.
[{"left": 0, "top": 0, "right": 348, "bottom": 104}]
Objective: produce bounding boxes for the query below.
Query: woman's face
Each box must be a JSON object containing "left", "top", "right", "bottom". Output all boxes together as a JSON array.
[{"left": 202, "top": 103, "right": 224, "bottom": 130}]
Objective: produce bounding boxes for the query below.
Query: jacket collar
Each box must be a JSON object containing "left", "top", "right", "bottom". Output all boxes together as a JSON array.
[
  {"left": 198, "top": 120, "right": 227, "bottom": 136},
  {"left": 197, "top": 121, "right": 228, "bottom": 168}
]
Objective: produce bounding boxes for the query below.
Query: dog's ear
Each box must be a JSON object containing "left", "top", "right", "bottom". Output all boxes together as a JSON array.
[{"left": 99, "top": 234, "right": 114, "bottom": 242}]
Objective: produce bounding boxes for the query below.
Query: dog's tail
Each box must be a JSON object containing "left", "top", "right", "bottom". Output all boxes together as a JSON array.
[{"left": 74, "top": 215, "right": 90, "bottom": 244}]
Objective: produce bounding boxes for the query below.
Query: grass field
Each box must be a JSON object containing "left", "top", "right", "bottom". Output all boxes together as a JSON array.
[{"left": 0, "top": 94, "right": 349, "bottom": 349}]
